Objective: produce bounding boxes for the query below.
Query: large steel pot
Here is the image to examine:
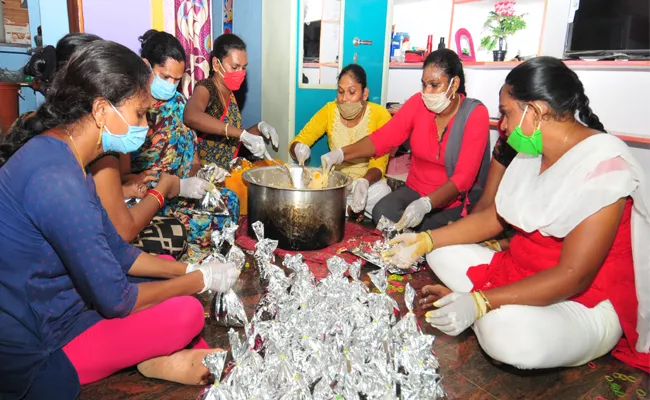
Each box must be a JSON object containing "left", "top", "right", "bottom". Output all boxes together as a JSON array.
[{"left": 243, "top": 166, "right": 351, "bottom": 251}]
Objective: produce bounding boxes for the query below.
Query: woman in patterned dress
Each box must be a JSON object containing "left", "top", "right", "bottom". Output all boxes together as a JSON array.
[
  {"left": 130, "top": 30, "right": 240, "bottom": 263},
  {"left": 92, "top": 30, "right": 239, "bottom": 263},
  {"left": 183, "top": 33, "right": 278, "bottom": 168}
]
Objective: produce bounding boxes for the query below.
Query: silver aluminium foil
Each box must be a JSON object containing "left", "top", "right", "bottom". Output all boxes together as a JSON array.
[{"left": 197, "top": 223, "right": 445, "bottom": 399}]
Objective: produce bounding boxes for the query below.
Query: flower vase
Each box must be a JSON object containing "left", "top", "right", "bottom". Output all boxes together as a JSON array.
[{"left": 493, "top": 38, "right": 507, "bottom": 62}]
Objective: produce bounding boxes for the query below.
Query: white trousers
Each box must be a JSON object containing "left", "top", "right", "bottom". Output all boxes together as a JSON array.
[
  {"left": 346, "top": 179, "right": 391, "bottom": 218},
  {"left": 426, "top": 244, "right": 623, "bottom": 369}
]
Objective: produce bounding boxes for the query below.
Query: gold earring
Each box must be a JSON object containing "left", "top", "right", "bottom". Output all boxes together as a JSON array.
[
  {"left": 452, "top": 92, "right": 456, "bottom": 99},
  {"left": 97, "top": 123, "right": 103, "bottom": 146}
]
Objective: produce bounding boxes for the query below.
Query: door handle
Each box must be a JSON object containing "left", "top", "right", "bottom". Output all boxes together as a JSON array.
[{"left": 353, "top": 37, "right": 372, "bottom": 47}]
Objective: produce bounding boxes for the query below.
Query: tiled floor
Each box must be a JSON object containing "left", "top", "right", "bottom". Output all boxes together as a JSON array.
[{"left": 80, "top": 258, "right": 649, "bottom": 399}]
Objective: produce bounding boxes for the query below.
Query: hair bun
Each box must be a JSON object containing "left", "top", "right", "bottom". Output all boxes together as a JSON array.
[{"left": 24, "top": 45, "right": 57, "bottom": 82}]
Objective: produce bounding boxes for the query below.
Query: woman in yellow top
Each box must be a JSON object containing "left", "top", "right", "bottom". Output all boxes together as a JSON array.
[{"left": 290, "top": 64, "right": 392, "bottom": 220}]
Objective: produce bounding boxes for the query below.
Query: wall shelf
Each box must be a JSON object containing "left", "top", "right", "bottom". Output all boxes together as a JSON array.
[
  {"left": 303, "top": 62, "right": 339, "bottom": 68},
  {"left": 389, "top": 60, "right": 650, "bottom": 71}
]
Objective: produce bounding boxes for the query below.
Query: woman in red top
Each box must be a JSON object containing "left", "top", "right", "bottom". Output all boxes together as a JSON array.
[
  {"left": 321, "top": 49, "right": 490, "bottom": 231},
  {"left": 385, "top": 57, "right": 650, "bottom": 372}
]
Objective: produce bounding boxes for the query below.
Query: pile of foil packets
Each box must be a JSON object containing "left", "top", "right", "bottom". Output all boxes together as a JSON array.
[{"left": 197, "top": 221, "right": 445, "bottom": 400}]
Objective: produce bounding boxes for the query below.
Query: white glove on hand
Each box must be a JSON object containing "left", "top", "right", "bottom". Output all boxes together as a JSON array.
[
  {"left": 425, "top": 292, "right": 479, "bottom": 336},
  {"left": 350, "top": 178, "right": 370, "bottom": 214},
  {"left": 258, "top": 121, "right": 279, "bottom": 148},
  {"left": 196, "top": 261, "right": 240, "bottom": 294},
  {"left": 320, "top": 148, "right": 344, "bottom": 173},
  {"left": 240, "top": 130, "right": 266, "bottom": 158},
  {"left": 179, "top": 177, "right": 212, "bottom": 199},
  {"left": 396, "top": 196, "right": 432, "bottom": 231},
  {"left": 293, "top": 142, "right": 311, "bottom": 165}
]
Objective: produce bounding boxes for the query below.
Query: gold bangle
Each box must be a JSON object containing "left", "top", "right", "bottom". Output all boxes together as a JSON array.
[
  {"left": 224, "top": 122, "right": 230, "bottom": 138},
  {"left": 424, "top": 230, "right": 436, "bottom": 252},
  {"left": 477, "top": 290, "right": 493, "bottom": 311},
  {"left": 470, "top": 291, "right": 486, "bottom": 319}
]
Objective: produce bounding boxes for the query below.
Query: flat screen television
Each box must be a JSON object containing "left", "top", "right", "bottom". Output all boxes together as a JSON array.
[{"left": 565, "top": 0, "right": 650, "bottom": 58}]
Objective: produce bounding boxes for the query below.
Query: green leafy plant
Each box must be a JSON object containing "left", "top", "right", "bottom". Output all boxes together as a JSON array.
[{"left": 479, "top": 1, "right": 527, "bottom": 52}]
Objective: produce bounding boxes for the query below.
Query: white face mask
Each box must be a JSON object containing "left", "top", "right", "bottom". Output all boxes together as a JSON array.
[{"left": 421, "top": 78, "right": 455, "bottom": 113}]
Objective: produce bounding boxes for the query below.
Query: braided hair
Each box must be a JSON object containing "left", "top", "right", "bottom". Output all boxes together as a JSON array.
[{"left": 505, "top": 56, "right": 605, "bottom": 131}]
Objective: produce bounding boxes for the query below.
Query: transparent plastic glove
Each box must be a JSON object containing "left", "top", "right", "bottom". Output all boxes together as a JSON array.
[
  {"left": 179, "top": 177, "right": 212, "bottom": 199},
  {"left": 396, "top": 196, "right": 432, "bottom": 231},
  {"left": 382, "top": 232, "right": 434, "bottom": 269},
  {"left": 258, "top": 121, "right": 279, "bottom": 148},
  {"left": 240, "top": 130, "right": 266, "bottom": 158},
  {"left": 185, "top": 263, "right": 198, "bottom": 274},
  {"left": 425, "top": 292, "right": 479, "bottom": 336},
  {"left": 197, "top": 165, "right": 229, "bottom": 183},
  {"left": 294, "top": 142, "right": 311, "bottom": 165},
  {"left": 320, "top": 148, "right": 344, "bottom": 173},
  {"left": 350, "top": 178, "right": 370, "bottom": 214},
  {"left": 197, "top": 261, "right": 240, "bottom": 294}
]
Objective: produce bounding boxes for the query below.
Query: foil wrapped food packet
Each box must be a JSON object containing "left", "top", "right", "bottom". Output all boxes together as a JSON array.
[
  {"left": 211, "top": 245, "right": 248, "bottom": 327},
  {"left": 189, "top": 164, "right": 229, "bottom": 216},
  {"left": 203, "top": 351, "right": 227, "bottom": 381},
  {"left": 393, "top": 283, "right": 420, "bottom": 340},
  {"left": 197, "top": 250, "right": 445, "bottom": 400},
  {"left": 197, "top": 162, "right": 231, "bottom": 183},
  {"left": 376, "top": 215, "right": 399, "bottom": 241}
]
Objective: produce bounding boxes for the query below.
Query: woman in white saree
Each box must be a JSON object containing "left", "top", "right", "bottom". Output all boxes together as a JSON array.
[{"left": 384, "top": 56, "right": 649, "bottom": 372}]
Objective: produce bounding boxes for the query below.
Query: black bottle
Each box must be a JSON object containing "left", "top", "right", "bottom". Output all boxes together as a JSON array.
[{"left": 438, "top": 37, "right": 445, "bottom": 50}]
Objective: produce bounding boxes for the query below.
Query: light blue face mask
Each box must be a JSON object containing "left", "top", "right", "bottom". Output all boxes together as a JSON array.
[
  {"left": 102, "top": 104, "right": 148, "bottom": 153},
  {"left": 151, "top": 75, "right": 177, "bottom": 101}
]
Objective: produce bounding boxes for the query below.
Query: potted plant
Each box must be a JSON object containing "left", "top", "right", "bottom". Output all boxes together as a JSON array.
[{"left": 479, "top": 1, "right": 526, "bottom": 61}]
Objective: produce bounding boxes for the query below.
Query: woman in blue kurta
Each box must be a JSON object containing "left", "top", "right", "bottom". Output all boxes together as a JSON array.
[{"left": 0, "top": 41, "right": 238, "bottom": 399}]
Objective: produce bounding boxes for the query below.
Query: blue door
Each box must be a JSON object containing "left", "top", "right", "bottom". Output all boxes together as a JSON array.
[{"left": 294, "top": 0, "right": 390, "bottom": 166}]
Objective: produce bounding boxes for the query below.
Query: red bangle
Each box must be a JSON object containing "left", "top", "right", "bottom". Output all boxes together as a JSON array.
[{"left": 146, "top": 189, "right": 164, "bottom": 209}]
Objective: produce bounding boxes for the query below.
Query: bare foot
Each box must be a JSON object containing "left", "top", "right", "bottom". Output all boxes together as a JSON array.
[{"left": 137, "top": 348, "right": 222, "bottom": 385}]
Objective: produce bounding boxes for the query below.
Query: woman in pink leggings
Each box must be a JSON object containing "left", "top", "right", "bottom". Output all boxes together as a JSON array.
[{"left": 0, "top": 40, "right": 238, "bottom": 400}]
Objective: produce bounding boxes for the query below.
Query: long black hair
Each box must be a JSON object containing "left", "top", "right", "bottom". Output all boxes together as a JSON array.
[
  {"left": 139, "top": 29, "right": 186, "bottom": 67},
  {"left": 209, "top": 33, "right": 246, "bottom": 75},
  {"left": 24, "top": 33, "right": 102, "bottom": 85},
  {"left": 0, "top": 41, "right": 151, "bottom": 168},
  {"left": 338, "top": 64, "right": 367, "bottom": 90},
  {"left": 423, "top": 49, "right": 467, "bottom": 96},
  {"left": 505, "top": 56, "right": 604, "bottom": 131}
]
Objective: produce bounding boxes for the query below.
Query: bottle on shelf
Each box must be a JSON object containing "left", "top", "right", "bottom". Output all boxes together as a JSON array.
[
  {"left": 438, "top": 37, "right": 445, "bottom": 50},
  {"left": 401, "top": 37, "right": 410, "bottom": 58},
  {"left": 426, "top": 35, "right": 433, "bottom": 54}
]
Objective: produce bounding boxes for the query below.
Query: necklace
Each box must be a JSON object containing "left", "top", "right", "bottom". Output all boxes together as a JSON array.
[{"left": 64, "top": 128, "right": 86, "bottom": 178}]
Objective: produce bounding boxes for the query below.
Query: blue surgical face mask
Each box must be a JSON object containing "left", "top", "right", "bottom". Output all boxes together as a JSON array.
[
  {"left": 151, "top": 75, "right": 177, "bottom": 101},
  {"left": 102, "top": 104, "right": 148, "bottom": 153}
]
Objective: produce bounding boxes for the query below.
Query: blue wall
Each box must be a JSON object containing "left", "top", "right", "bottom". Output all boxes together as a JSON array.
[
  {"left": 40, "top": 0, "right": 69, "bottom": 47},
  {"left": 232, "top": 0, "right": 262, "bottom": 128}
]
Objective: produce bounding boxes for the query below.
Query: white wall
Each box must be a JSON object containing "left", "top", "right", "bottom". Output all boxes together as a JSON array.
[
  {"left": 392, "top": 0, "right": 453, "bottom": 50},
  {"left": 388, "top": 66, "right": 650, "bottom": 137},
  {"left": 387, "top": 65, "right": 650, "bottom": 200},
  {"left": 450, "top": 0, "right": 546, "bottom": 61}
]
